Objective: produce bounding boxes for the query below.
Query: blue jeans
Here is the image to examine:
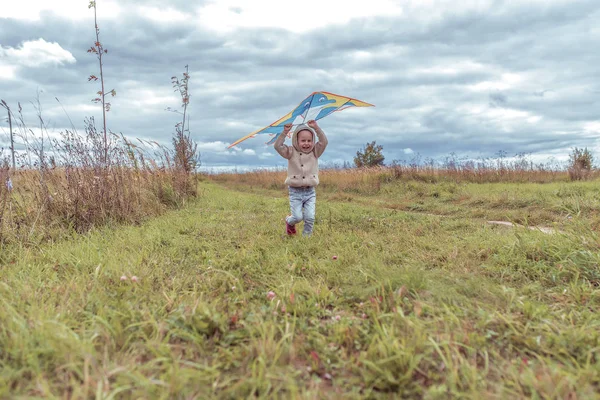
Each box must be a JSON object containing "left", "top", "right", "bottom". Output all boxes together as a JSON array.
[{"left": 286, "top": 186, "right": 316, "bottom": 236}]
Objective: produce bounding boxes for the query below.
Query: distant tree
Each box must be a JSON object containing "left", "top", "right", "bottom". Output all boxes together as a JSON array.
[
  {"left": 354, "top": 141, "right": 385, "bottom": 167},
  {"left": 568, "top": 147, "right": 593, "bottom": 181}
]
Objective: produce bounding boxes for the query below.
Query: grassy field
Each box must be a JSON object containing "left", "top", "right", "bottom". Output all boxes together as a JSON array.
[{"left": 1, "top": 176, "right": 600, "bottom": 398}]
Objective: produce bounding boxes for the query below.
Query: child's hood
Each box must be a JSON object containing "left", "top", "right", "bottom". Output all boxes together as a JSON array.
[{"left": 291, "top": 124, "right": 316, "bottom": 153}]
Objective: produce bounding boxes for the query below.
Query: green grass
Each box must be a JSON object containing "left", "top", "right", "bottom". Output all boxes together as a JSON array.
[{"left": 1, "top": 180, "right": 599, "bottom": 398}]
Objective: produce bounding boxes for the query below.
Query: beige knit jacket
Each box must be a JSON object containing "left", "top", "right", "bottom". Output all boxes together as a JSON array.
[{"left": 274, "top": 124, "right": 328, "bottom": 187}]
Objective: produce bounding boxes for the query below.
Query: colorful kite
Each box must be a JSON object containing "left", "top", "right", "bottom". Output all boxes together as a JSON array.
[{"left": 228, "top": 91, "right": 374, "bottom": 148}]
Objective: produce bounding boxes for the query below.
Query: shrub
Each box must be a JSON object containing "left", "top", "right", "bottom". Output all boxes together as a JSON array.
[
  {"left": 568, "top": 147, "right": 593, "bottom": 181},
  {"left": 354, "top": 141, "right": 385, "bottom": 167}
]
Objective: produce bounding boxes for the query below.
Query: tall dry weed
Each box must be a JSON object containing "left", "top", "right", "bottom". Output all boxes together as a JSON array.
[
  {"left": 0, "top": 1, "right": 198, "bottom": 247},
  {"left": 0, "top": 162, "right": 12, "bottom": 244},
  {"left": 0, "top": 113, "right": 197, "bottom": 246}
]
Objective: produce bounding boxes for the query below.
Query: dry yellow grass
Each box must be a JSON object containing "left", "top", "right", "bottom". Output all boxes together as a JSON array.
[{"left": 208, "top": 164, "right": 579, "bottom": 195}]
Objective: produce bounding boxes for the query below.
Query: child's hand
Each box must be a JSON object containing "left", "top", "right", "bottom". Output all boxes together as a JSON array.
[
  {"left": 283, "top": 123, "right": 292, "bottom": 133},
  {"left": 307, "top": 120, "right": 319, "bottom": 129}
]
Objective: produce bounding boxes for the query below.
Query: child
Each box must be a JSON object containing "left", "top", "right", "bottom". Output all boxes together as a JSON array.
[{"left": 274, "top": 120, "right": 328, "bottom": 236}]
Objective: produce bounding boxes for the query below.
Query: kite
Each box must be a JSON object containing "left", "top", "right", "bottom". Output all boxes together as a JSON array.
[{"left": 227, "top": 91, "right": 374, "bottom": 148}]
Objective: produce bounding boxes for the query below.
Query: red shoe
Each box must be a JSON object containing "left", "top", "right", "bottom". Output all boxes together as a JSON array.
[{"left": 286, "top": 217, "right": 297, "bottom": 235}]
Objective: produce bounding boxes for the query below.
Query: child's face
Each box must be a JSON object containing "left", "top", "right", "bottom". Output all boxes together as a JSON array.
[{"left": 297, "top": 130, "right": 314, "bottom": 152}]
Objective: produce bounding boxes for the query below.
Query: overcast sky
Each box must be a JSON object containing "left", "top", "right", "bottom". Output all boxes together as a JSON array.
[{"left": 1, "top": 0, "right": 599, "bottom": 171}]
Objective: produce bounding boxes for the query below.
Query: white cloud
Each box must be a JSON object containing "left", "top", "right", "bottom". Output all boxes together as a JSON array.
[
  {"left": 133, "top": 89, "right": 178, "bottom": 107},
  {"left": 2, "top": 0, "right": 121, "bottom": 21},
  {"left": 139, "top": 7, "right": 190, "bottom": 23},
  {"left": 584, "top": 121, "right": 600, "bottom": 134},
  {"left": 0, "top": 65, "right": 17, "bottom": 80},
  {"left": 197, "top": 142, "right": 255, "bottom": 156},
  {"left": 196, "top": 0, "right": 403, "bottom": 33},
  {"left": 1, "top": 39, "right": 76, "bottom": 68},
  {"left": 198, "top": 141, "right": 231, "bottom": 152},
  {"left": 203, "top": 79, "right": 289, "bottom": 95},
  {"left": 416, "top": 61, "right": 488, "bottom": 76},
  {"left": 485, "top": 108, "right": 530, "bottom": 120},
  {"left": 403, "top": 148, "right": 414, "bottom": 154},
  {"left": 469, "top": 73, "right": 524, "bottom": 92},
  {"left": 69, "top": 104, "right": 102, "bottom": 113}
]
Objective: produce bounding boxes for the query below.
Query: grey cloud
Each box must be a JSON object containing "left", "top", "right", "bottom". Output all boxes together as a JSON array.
[
  {"left": 489, "top": 92, "right": 507, "bottom": 107},
  {"left": 1, "top": 1, "right": 600, "bottom": 170}
]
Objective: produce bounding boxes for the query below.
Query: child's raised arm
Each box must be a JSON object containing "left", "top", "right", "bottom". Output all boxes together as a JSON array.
[
  {"left": 308, "top": 120, "right": 328, "bottom": 158},
  {"left": 274, "top": 123, "right": 293, "bottom": 159}
]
